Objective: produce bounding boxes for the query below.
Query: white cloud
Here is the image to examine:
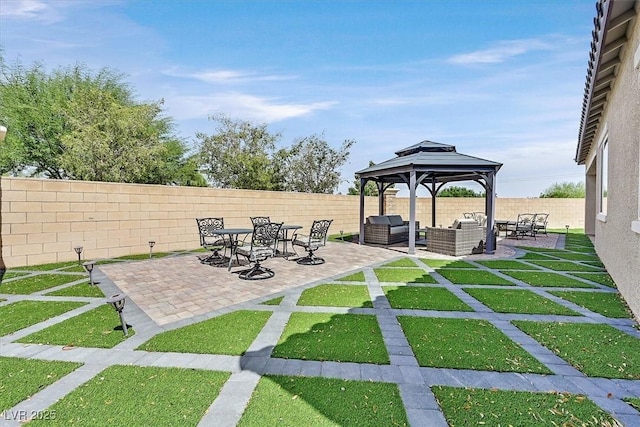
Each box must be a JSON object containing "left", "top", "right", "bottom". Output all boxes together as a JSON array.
[
  {"left": 163, "top": 68, "right": 297, "bottom": 84},
  {"left": 0, "top": 0, "right": 54, "bottom": 21},
  {"left": 448, "top": 38, "right": 553, "bottom": 65},
  {"left": 166, "top": 92, "right": 337, "bottom": 123}
]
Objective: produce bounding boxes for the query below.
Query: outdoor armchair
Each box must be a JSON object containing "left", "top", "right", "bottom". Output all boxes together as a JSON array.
[
  {"left": 235, "top": 222, "right": 283, "bottom": 280},
  {"left": 506, "top": 213, "right": 537, "bottom": 240},
  {"left": 533, "top": 213, "right": 549, "bottom": 235},
  {"left": 195, "top": 217, "right": 229, "bottom": 264},
  {"left": 291, "top": 219, "right": 333, "bottom": 265}
]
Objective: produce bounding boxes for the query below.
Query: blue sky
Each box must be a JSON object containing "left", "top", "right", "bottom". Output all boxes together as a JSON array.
[{"left": 1, "top": 0, "right": 594, "bottom": 196}]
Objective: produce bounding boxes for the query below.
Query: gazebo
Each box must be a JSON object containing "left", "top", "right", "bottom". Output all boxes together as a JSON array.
[{"left": 356, "top": 140, "right": 502, "bottom": 255}]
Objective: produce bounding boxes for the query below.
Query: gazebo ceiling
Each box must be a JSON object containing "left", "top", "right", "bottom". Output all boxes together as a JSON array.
[{"left": 355, "top": 140, "right": 502, "bottom": 185}]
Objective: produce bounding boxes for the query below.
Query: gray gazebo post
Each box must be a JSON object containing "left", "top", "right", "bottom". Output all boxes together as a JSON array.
[
  {"left": 359, "top": 177, "right": 366, "bottom": 245},
  {"left": 484, "top": 172, "right": 497, "bottom": 254},
  {"left": 408, "top": 170, "right": 417, "bottom": 254}
]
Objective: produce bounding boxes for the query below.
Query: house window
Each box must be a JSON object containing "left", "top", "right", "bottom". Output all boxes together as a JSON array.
[{"left": 599, "top": 138, "right": 609, "bottom": 216}]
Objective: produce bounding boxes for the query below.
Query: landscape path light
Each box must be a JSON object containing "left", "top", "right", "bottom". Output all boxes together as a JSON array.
[
  {"left": 73, "top": 246, "right": 83, "bottom": 265},
  {"left": 148, "top": 241, "right": 156, "bottom": 258},
  {"left": 565, "top": 225, "right": 570, "bottom": 234},
  {"left": 82, "top": 261, "right": 97, "bottom": 285},
  {"left": 106, "top": 294, "right": 128, "bottom": 336}
]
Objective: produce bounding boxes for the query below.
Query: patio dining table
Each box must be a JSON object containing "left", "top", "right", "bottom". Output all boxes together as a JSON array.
[
  {"left": 211, "top": 228, "right": 253, "bottom": 271},
  {"left": 278, "top": 224, "right": 302, "bottom": 259}
]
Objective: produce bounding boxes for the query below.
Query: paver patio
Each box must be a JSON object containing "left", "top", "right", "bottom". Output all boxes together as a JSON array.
[{"left": 1, "top": 234, "right": 640, "bottom": 426}]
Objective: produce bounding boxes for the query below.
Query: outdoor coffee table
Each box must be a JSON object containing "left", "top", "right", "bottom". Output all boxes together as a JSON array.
[
  {"left": 211, "top": 228, "right": 253, "bottom": 271},
  {"left": 278, "top": 224, "right": 302, "bottom": 259}
]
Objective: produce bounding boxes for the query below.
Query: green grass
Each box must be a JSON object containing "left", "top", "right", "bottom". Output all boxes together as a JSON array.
[
  {"left": 474, "top": 260, "right": 540, "bottom": 270},
  {"left": 549, "top": 291, "right": 632, "bottom": 318},
  {"left": 12, "top": 261, "right": 81, "bottom": 271},
  {"left": 383, "top": 286, "right": 473, "bottom": 311},
  {"left": 436, "top": 269, "right": 514, "bottom": 286},
  {"left": 0, "top": 357, "right": 82, "bottom": 412},
  {"left": 373, "top": 268, "right": 437, "bottom": 284},
  {"left": 338, "top": 271, "right": 366, "bottom": 282},
  {"left": 272, "top": 313, "right": 389, "bottom": 364},
  {"left": 239, "top": 375, "right": 408, "bottom": 426},
  {"left": 0, "top": 300, "right": 87, "bottom": 336},
  {"left": 45, "top": 282, "right": 105, "bottom": 297},
  {"left": 569, "top": 272, "right": 616, "bottom": 288},
  {"left": 0, "top": 274, "right": 82, "bottom": 294},
  {"left": 501, "top": 271, "right": 597, "bottom": 288},
  {"left": 398, "top": 317, "right": 550, "bottom": 373},
  {"left": 464, "top": 288, "right": 578, "bottom": 315},
  {"left": 33, "top": 365, "right": 229, "bottom": 425},
  {"left": 518, "top": 246, "right": 565, "bottom": 253},
  {"left": 433, "top": 386, "right": 618, "bottom": 427},
  {"left": 517, "top": 252, "right": 560, "bottom": 260},
  {"left": 1, "top": 271, "right": 29, "bottom": 280},
  {"left": 114, "top": 252, "right": 172, "bottom": 261},
  {"left": 261, "top": 296, "right": 284, "bottom": 305},
  {"left": 298, "top": 284, "right": 372, "bottom": 308},
  {"left": 526, "top": 260, "right": 603, "bottom": 272},
  {"left": 18, "top": 304, "right": 134, "bottom": 348},
  {"left": 420, "top": 259, "right": 476, "bottom": 269},
  {"left": 513, "top": 321, "right": 640, "bottom": 379},
  {"left": 328, "top": 232, "right": 357, "bottom": 243},
  {"left": 581, "top": 260, "right": 606, "bottom": 268},
  {"left": 138, "top": 310, "right": 271, "bottom": 355},
  {"left": 542, "top": 252, "right": 600, "bottom": 262},
  {"left": 625, "top": 398, "right": 640, "bottom": 411},
  {"left": 380, "top": 257, "right": 419, "bottom": 268}
]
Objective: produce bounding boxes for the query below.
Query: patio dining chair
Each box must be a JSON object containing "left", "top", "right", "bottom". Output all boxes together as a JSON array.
[
  {"left": 291, "top": 219, "right": 333, "bottom": 265},
  {"left": 533, "top": 213, "right": 549, "bottom": 235},
  {"left": 195, "top": 217, "right": 229, "bottom": 264},
  {"left": 506, "top": 213, "right": 537, "bottom": 240},
  {"left": 235, "top": 222, "right": 283, "bottom": 280}
]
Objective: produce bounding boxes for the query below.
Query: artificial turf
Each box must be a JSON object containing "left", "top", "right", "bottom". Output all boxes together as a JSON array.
[
  {"left": 297, "top": 284, "right": 373, "bottom": 308},
  {"left": 0, "top": 274, "right": 84, "bottom": 294},
  {"left": 1, "top": 271, "right": 29, "bottom": 280},
  {"left": 420, "top": 259, "right": 476, "bottom": 269},
  {"left": 373, "top": 268, "right": 437, "bottom": 284},
  {"left": 517, "top": 252, "right": 560, "bottom": 260},
  {"left": 513, "top": 321, "right": 640, "bottom": 379},
  {"left": 398, "top": 317, "right": 550, "bottom": 374},
  {"left": 474, "top": 260, "right": 540, "bottom": 270},
  {"left": 31, "top": 365, "right": 230, "bottom": 425},
  {"left": 239, "top": 375, "right": 408, "bottom": 426},
  {"left": 540, "top": 252, "right": 600, "bottom": 262},
  {"left": 383, "top": 286, "right": 473, "bottom": 311},
  {"left": 12, "top": 261, "right": 81, "bottom": 271},
  {"left": 464, "top": 288, "right": 578, "bottom": 315},
  {"left": 501, "top": 271, "right": 596, "bottom": 288},
  {"left": 525, "top": 260, "right": 603, "bottom": 272},
  {"left": 138, "top": 310, "right": 271, "bottom": 355},
  {"left": 0, "top": 300, "right": 87, "bottom": 337},
  {"left": 570, "top": 272, "right": 616, "bottom": 287},
  {"left": 45, "top": 282, "right": 105, "bottom": 297},
  {"left": 272, "top": 313, "right": 389, "bottom": 364},
  {"left": 0, "top": 357, "right": 82, "bottom": 412},
  {"left": 549, "top": 291, "right": 631, "bottom": 318},
  {"left": 338, "top": 271, "right": 366, "bottom": 282},
  {"left": 18, "top": 304, "right": 134, "bottom": 348},
  {"left": 432, "top": 386, "right": 618, "bottom": 426},
  {"left": 380, "top": 257, "right": 420, "bottom": 268},
  {"left": 436, "top": 269, "right": 514, "bottom": 286},
  {"left": 261, "top": 296, "right": 284, "bottom": 305}
]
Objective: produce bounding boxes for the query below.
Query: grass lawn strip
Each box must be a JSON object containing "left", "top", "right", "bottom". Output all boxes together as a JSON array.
[
  {"left": 383, "top": 286, "right": 473, "bottom": 311},
  {"left": 513, "top": 321, "right": 640, "bottom": 379},
  {"left": 517, "top": 252, "right": 560, "bottom": 261},
  {"left": 436, "top": 269, "right": 514, "bottom": 286},
  {"left": 464, "top": 288, "right": 579, "bottom": 315},
  {"left": 0, "top": 300, "right": 87, "bottom": 337},
  {"left": 12, "top": 261, "right": 80, "bottom": 271},
  {"left": 517, "top": 246, "right": 565, "bottom": 253},
  {"left": 549, "top": 291, "right": 632, "bottom": 319},
  {"left": 0, "top": 357, "right": 82, "bottom": 412},
  {"left": 45, "top": 282, "right": 105, "bottom": 298},
  {"left": 272, "top": 313, "right": 389, "bottom": 364},
  {"left": 0, "top": 274, "right": 84, "bottom": 294},
  {"left": 501, "top": 271, "right": 596, "bottom": 288},
  {"left": 420, "top": 259, "right": 476, "bottom": 269},
  {"left": 569, "top": 272, "right": 616, "bottom": 288},
  {"left": 373, "top": 268, "right": 437, "bottom": 284},
  {"left": 298, "top": 284, "right": 372, "bottom": 308},
  {"left": 580, "top": 260, "right": 606, "bottom": 268},
  {"left": 381, "top": 258, "right": 419, "bottom": 268},
  {"left": 625, "top": 398, "right": 640, "bottom": 411},
  {"left": 18, "top": 304, "right": 134, "bottom": 348},
  {"left": 1, "top": 271, "right": 30, "bottom": 280},
  {"left": 541, "top": 252, "right": 600, "bottom": 262},
  {"left": 138, "top": 310, "right": 271, "bottom": 355},
  {"left": 398, "top": 317, "right": 550, "bottom": 374},
  {"left": 114, "top": 252, "right": 172, "bottom": 260},
  {"left": 261, "top": 296, "right": 284, "bottom": 305},
  {"left": 338, "top": 271, "right": 365, "bottom": 282},
  {"left": 432, "top": 386, "right": 618, "bottom": 426},
  {"left": 239, "top": 375, "right": 408, "bottom": 426},
  {"left": 32, "top": 365, "right": 229, "bottom": 425},
  {"left": 474, "top": 260, "right": 540, "bottom": 270},
  {"left": 526, "top": 260, "right": 603, "bottom": 272}
]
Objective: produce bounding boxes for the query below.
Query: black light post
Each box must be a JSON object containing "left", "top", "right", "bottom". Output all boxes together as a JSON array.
[
  {"left": 73, "top": 246, "right": 83, "bottom": 265},
  {"left": 82, "top": 261, "right": 97, "bottom": 285},
  {"left": 106, "top": 294, "right": 128, "bottom": 336},
  {"left": 148, "top": 241, "right": 156, "bottom": 258},
  {"left": 565, "top": 225, "right": 570, "bottom": 234}
]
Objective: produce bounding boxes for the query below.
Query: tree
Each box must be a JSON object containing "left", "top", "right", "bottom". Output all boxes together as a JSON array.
[
  {"left": 438, "top": 185, "right": 483, "bottom": 197},
  {"left": 285, "top": 134, "right": 355, "bottom": 194},
  {"left": 540, "top": 181, "right": 585, "bottom": 198},
  {"left": 347, "top": 161, "right": 382, "bottom": 196},
  {"left": 0, "top": 56, "right": 194, "bottom": 184},
  {"left": 196, "top": 115, "right": 285, "bottom": 190}
]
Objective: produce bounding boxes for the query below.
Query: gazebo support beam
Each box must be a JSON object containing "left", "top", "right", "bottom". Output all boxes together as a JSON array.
[
  {"left": 359, "top": 178, "right": 366, "bottom": 245},
  {"left": 408, "top": 170, "right": 417, "bottom": 254},
  {"left": 484, "top": 172, "right": 497, "bottom": 254}
]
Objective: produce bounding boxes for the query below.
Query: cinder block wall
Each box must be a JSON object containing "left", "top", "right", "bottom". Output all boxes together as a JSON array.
[{"left": 1, "top": 177, "right": 584, "bottom": 267}]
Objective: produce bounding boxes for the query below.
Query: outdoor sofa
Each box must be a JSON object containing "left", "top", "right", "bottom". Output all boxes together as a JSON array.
[
  {"left": 364, "top": 215, "right": 419, "bottom": 245},
  {"left": 425, "top": 219, "right": 484, "bottom": 256}
]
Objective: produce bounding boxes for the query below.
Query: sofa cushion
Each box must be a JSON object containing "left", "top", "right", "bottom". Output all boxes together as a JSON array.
[
  {"left": 387, "top": 215, "right": 405, "bottom": 226},
  {"left": 389, "top": 225, "right": 409, "bottom": 235},
  {"left": 367, "top": 215, "right": 391, "bottom": 225}
]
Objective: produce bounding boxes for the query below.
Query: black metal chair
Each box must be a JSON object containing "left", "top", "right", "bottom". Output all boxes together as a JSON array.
[
  {"left": 506, "top": 213, "right": 537, "bottom": 240},
  {"left": 235, "top": 222, "right": 283, "bottom": 280},
  {"left": 195, "top": 217, "right": 228, "bottom": 264},
  {"left": 291, "top": 219, "right": 333, "bottom": 265}
]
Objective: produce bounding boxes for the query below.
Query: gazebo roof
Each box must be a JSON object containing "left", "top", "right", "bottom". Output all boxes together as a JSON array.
[{"left": 356, "top": 140, "right": 502, "bottom": 184}]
